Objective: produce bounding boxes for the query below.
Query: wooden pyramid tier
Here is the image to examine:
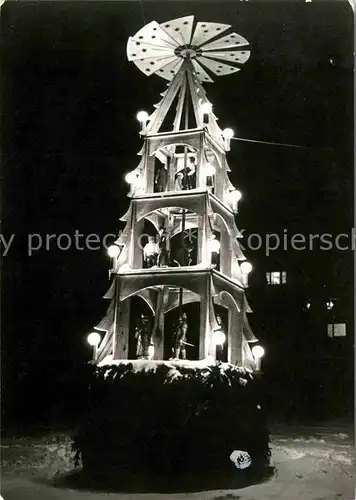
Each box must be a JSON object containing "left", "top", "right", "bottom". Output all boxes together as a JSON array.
[{"left": 91, "top": 16, "right": 258, "bottom": 369}]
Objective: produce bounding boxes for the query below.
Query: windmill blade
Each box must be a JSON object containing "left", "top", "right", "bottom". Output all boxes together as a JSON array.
[
  {"left": 191, "top": 59, "right": 214, "bottom": 83},
  {"left": 191, "top": 21, "right": 231, "bottom": 47},
  {"left": 160, "top": 16, "right": 195, "bottom": 45},
  {"left": 127, "top": 17, "right": 251, "bottom": 82},
  {"left": 201, "top": 32, "right": 249, "bottom": 51},
  {"left": 202, "top": 49, "right": 251, "bottom": 65},
  {"left": 127, "top": 37, "right": 175, "bottom": 61},
  {"left": 198, "top": 56, "right": 241, "bottom": 76},
  {"left": 133, "top": 55, "right": 177, "bottom": 76},
  {"left": 130, "top": 21, "right": 179, "bottom": 50},
  {"left": 155, "top": 58, "right": 184, "bottom": 81}
]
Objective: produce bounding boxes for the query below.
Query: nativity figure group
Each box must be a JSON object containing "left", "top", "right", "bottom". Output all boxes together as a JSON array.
[
  {"left": 154, "top": 156, "right": 197, "bottom": 193},
  {"left": 142, "top": 228, "right": 195, "bottom": 269},
  {"left": 134, "top": 311, "right": 189, "bottom": 360}
]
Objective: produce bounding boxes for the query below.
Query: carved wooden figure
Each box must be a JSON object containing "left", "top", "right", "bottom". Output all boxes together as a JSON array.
[
  {"left": 172, "top": 312, "right": 189, "bottom": 360},
  {"left": 135, "top": 313, "right": 152, "bottom": 359}
]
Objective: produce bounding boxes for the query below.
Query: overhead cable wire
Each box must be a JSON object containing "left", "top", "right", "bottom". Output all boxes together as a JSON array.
[{"left": 231, "top": 136, "right": 333, "bottom": 151}]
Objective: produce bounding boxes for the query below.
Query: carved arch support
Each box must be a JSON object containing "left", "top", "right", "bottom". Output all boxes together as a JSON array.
[
  {"left": 117, "top": 270, "right": 210, "bottom": 302},
  {"left": 135, "top": 192, "right": 207, "bottom": 221},
  {"left": 147, "top": 130, "right": 203, "bottom": 156}
]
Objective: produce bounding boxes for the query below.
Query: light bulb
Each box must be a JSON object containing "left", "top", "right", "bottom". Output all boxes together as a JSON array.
[
  {"left": 205, "top": 163, "right": 216, "bottom": 176},
  {"left": 212, "top": 329, "right": 226, "bottom": 346},
  {"left": 125, "top": 170, "right": 138, "bottom": 184},
  {"left": 108, "top": 244, "right": 121, "bottom": 258},
  {"left": 230, "top": 189, "right": 242, "bottom": 202},
  {"left": 223, "top": 128, "right": 234, "bottom": 139},
  {"left": 208, "top": 237, "right": 220, "bottom": 254},
  {"left": 240, "top": 261, "right": 252, "bottom": 274},
  {"left": 136, "top": 110, "right": 149, "bottom": 123},
  {"left": 201, "top": 102, "right": 213, "bottom": 114},
  {"left": 87, "top": 332, "right": 101, "bottom": 347},
  {"left": 252, "top": 345, "right": 265, "bottom": 359}
]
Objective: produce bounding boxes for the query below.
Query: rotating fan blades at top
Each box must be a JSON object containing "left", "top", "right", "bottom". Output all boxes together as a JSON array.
[{"left": 127, "top": 16, "right": 251, "bottom": 82}]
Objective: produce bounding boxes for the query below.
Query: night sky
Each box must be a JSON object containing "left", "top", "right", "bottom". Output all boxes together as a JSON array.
[{"left": 1, "top": 1, "right": 353, "bottom": 424}]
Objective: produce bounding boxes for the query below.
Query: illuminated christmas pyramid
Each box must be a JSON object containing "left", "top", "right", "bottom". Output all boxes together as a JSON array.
[{"left": 90, "top": 16, "right": 258, "bottom": 368}]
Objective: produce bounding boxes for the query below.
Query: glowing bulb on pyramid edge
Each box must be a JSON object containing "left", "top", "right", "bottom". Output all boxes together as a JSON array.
[
  {"left": 223, "top": 128, "right": 234, "bottom": 139},
  {"left": 136, "top": 110, "right": 149, "bottom": 123},
  {"left": 230, "top": 189, "right": 242, "bottom": 202},
  {"left": 208, "top": 236, "right": 220, "bottom": 254},
  {"left": 252, "top": 345, "right": 265, "bottom": 359},
  {"left": 108, "top": 245, "right": 121, "bottom": 258},
  {"left": 125, "top": 170, "right": 138, "bottom": 184},
  {"left": 201, "top": 101, "right": 213, "bottom": 114},
  {"left": 240, "top": 261, "right": 252, "bottom": 274},
  {"left": 87, "top": 332, "right": 101, "bottom": 347},
  {"left": 212, "top": 329, "right": 226, "bottom": 346},
  {"left": 205, "top": 163, "right": 216, "bottom": 176}
]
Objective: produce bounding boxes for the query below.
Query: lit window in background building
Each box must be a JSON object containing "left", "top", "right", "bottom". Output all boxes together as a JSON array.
[
  {"left": 266, "top": 271, "right": 287, "bottom": 285},
  {"left": 327, "top": 323, "right": 346, "bottom": 338},
  {"left": 326, "top": 299, "right": 335, "bottom": 310}
]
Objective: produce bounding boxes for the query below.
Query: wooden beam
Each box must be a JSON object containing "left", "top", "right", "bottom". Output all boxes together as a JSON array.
[
  {"left": 219, "top": 217, "right": 232, "bottom": 276},
  {"left": 145, "top": 153, "right": 155, "bottom": 194},
  {"left": 196, "top": 132, "right": 205, "bottom": 190},
  {"left": 146, "top": 70, "right": 185, "bottom": 134},
  {"left": 227, "top": 308, "right": 233, "bottom": 364},
  {"left": 229, "top": 309, "right": 243, "bottom": 365},
  {"left": 173, "top": 77, "right": 186, "bottom": 132},
  {"left": 130, "top": 202, "right": 145, "bottom": 268},
  {"left": 194, "top": 78, "right": 225, "bottom": 149},
  {"left": 186, "top": 67, "right": 203, "bottom": 129},
  {"left": 199, "top": 273, "right": 211, "bottom": 359},
  {"left": 113, "top": 298, "right": 131, "bottom": 360},
  {"left": 153, "top": 286, "right": 169, "bottom": 359}
]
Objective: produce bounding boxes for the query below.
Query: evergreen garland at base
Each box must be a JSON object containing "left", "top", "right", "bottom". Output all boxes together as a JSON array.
[{"left": 72, "top": 362, "right": 273, "bottom": 491}]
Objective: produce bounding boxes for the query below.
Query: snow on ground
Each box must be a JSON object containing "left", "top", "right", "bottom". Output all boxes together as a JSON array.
[{"left": 1, "top": 427, "right": 355, "bottom": 500}]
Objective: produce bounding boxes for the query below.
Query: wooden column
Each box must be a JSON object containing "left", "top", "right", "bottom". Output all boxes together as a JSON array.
[
  {"left": 196, "top": 133, "right": 205, "bottom": 190},
  {"left": 130, "top": 202, "right": 145, "bottom": 268},
  {"left": 145, "top": 154, "right": 155, "bottom": 193},
  {"left": 229, "top": 304, "right": 243, "bottom": 365},
  {"left": 168, "top": 156, "right": 177, "bottom": 191},
  {"left": 113, "top": 277, "right": 130, "bottom": 360},
  {"left": 166, "top": 155, "right": 173, "bottom": 191},
  {"left": 227, "top": 307, "right": 233, "bottom": 363},
  {"left": 152, "top": 286, "right": 169, "bottom": 359},
  {"left": 198, "top": 199, "right": 209, "bottom": 266},
  {"left": 219, "top": 220, "right": 232, "bottom": 276},
  {"left": 214, "top": 152, "right": 224, "bottom": 199},
  {"left": 199, "top": 273, "right": 212, "bottom": 359}
]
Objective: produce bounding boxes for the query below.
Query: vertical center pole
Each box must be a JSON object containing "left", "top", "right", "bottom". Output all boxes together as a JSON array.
[{"left": 179, "top": 66, "right": 189, "bottom": 316}]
